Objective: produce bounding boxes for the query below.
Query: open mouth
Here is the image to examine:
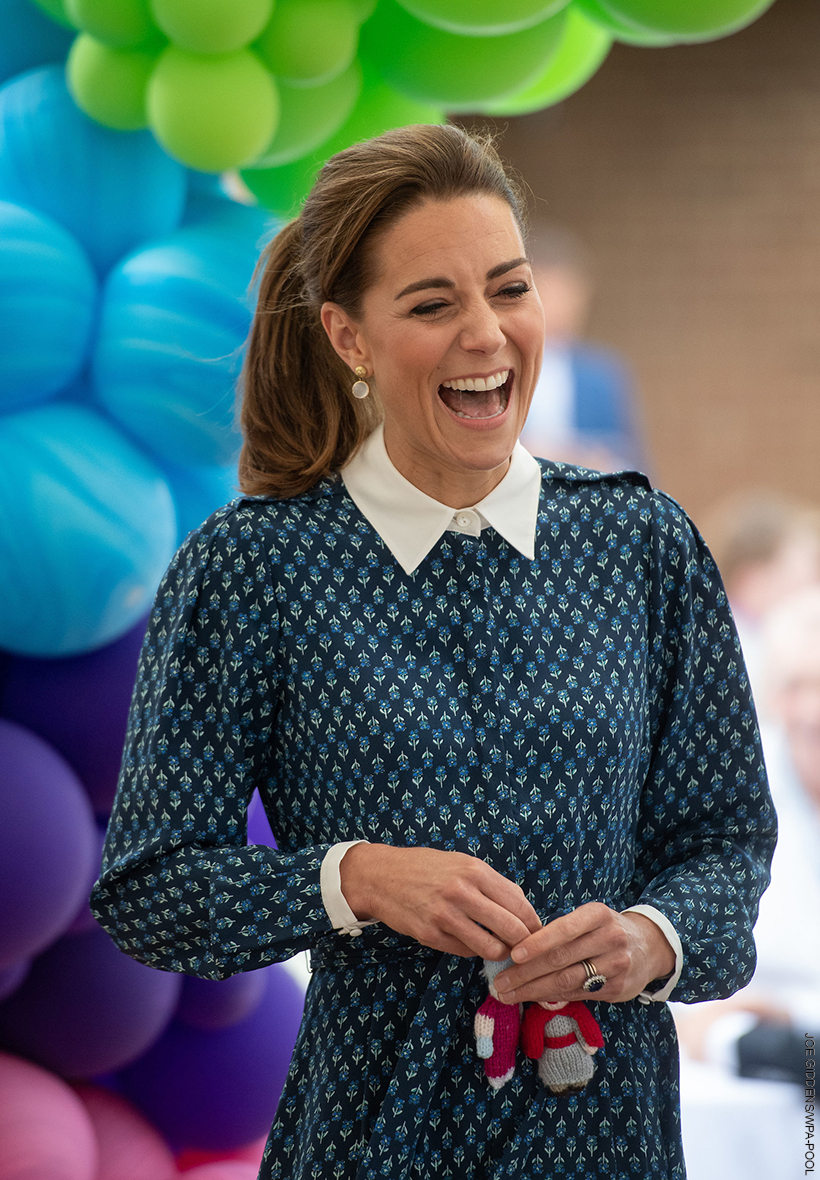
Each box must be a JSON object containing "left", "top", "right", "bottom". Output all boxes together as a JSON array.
[{"left": 437, "top": 369, "right": 512, "bottom": 421}]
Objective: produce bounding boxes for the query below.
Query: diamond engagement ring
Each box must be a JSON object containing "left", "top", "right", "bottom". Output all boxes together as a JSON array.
[{"left": 581, "top": 959, "right": 607, "bottom": 993}]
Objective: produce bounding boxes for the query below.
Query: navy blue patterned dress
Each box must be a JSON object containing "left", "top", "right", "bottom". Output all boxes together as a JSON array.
[{"left": 92, "top": 461, "right": 776, "bottom": 1180}]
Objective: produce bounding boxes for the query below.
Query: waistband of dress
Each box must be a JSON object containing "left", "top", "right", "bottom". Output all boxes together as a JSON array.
[{"left": 309, "top": 935, "right": 443, "bottom": 973}]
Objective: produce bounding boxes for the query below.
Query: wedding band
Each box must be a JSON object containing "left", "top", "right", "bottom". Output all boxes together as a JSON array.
[{"left": 581, "top": 959, "right": 607, "bottom": 993}]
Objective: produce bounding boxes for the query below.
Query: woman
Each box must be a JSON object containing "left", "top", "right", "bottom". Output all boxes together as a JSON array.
[{"left": 92, "top": 125, "right": 776, "bottom": 1180}]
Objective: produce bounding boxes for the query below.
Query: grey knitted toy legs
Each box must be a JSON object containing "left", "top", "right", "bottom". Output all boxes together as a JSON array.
[{"left": 536, "top": 1041, "right": 595, "bottom": 1093}]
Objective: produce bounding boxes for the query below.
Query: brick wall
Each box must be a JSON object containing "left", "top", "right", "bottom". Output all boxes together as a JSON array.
[{"left": 464, "top": 0, "right": 820, "bottom": 523}]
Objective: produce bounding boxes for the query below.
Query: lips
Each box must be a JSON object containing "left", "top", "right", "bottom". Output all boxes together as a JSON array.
[{"left": 438, "top": 369, "right": 512, "bottom": 420}]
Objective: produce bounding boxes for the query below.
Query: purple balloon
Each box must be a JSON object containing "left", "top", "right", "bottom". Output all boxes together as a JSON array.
[
  {"left": 65, "top": 825, "right": 107, "bottom": 936},
  {"left": 0, "top": 961, "right": 29, "bottom": 1003},
  {"left": 0, "top": 925, "right": 181, "bottom": 1078},
  {"left": 118, "top": 964, "right": 304, "bottom": 1150},
  {"left": 176, "top": 970, "right": 267, "bottom": 1031},
  {"left": 0, "top": 718, "right": 97, "bottom": 971},
  {"left": 0, "top": 617, "right": 147, "bottom": 814},
  {"left": 246, "top": 790, "right": 277, "bottom": 848}
]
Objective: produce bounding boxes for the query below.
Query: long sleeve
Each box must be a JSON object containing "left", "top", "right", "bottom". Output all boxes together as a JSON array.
[
  {"left": 91, "top": 504, "right": 335, "bottom": 979},
  {"left": 629, "top": 492, "right": 777, "bottom": 1003}
]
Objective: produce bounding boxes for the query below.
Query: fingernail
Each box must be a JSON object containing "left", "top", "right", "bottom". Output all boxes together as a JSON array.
[{"left": 511, "top": 947, "right": 528, "bottom": 963}]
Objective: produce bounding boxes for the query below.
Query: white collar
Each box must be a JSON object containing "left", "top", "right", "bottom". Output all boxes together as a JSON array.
[{"left": 341, "top": 423, "right": 542, "bottom": 574}]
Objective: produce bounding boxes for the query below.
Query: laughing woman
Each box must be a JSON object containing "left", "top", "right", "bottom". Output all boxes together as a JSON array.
[{"left": 92, "top": 125, "right": 776, "bottom": 1180}]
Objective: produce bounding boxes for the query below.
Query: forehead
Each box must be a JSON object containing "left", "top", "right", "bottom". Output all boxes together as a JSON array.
[{"left": 367, "top": 194, "right": 525, "bottom": 290}]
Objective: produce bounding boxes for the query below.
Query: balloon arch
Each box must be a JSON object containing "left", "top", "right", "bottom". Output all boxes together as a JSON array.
[{"left": 0, "top": 0, "right": 777, "bottom": 1174}]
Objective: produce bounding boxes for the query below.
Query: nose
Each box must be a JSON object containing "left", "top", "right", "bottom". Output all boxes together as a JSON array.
[{"left": 458, "top": 300, "right": 506, "bottom": 354}]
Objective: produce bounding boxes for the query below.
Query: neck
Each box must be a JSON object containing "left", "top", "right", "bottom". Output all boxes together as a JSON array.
[{"left": 383, "top": 439, "right": 512, "bottom": 509}]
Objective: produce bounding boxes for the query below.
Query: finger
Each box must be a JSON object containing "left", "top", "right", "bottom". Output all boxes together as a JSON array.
[
  {"left": 494, "top": 966, "right": 594, "bottom": 1004},
  {"left": 499, "top": 934, "right": 608, "bottom": 992},
  {"left": 484, "top": 875, "right": 542, "bottom": 936},
  {"left": 453, "top": 926, "right": 512, "bottom": 961},
  {"left": 435, "top": 905, "right": 516, "bottom": 961},
  {"left": 425, "top": 932, "right": 491, "bottom": 959},
  {"left": 498, "top": 913, "right": 628, "bottom": 994},
  {"left": 468, "top": 896, "right": 537, "bottom": 951},
  {"left": 433, "top": 864, "right": 541, "bottom": 950},
  {"left": 509, "top": 902, "right": 614, "bottom": 966},
  {"left": 499, "top": 949, "right": 626, "bottom": 1003}
]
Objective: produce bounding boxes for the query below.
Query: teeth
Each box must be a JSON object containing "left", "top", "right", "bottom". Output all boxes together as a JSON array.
[
  {"left": 454, "top": 404, "right": 506, "bottom": 419},
  {"left": 442, "top": 369, "right": 509, "bottom": 392}
]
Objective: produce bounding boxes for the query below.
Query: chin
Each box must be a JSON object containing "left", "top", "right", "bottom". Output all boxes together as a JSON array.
[{"left": 448, "top": 436, "right": 519, "bottom": 475}]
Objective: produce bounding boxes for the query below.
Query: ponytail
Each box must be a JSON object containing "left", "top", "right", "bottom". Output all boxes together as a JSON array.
[{"left": 238, "top": 219, "right": 380, "bottom": 498}]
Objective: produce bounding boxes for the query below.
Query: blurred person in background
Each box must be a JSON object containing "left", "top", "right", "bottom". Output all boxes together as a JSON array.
[
  {"left": 518, "top": 226, "right": 648, "bottom": 473},
  {"left": 673, "top": 586, "right": 820, "bottom": 1180},
  {"left": 700, "top": 490, "right": 820, "bottom": 713}
]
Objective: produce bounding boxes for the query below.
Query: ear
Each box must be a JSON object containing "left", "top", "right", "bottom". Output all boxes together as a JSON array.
[{"left": 320, "top": 302, "right": 371, "bottom": 373}]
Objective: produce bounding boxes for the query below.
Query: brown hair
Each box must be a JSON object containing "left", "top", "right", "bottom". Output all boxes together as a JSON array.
[{"left": 238, "top": 123, "right": 527, "bottom": 498}]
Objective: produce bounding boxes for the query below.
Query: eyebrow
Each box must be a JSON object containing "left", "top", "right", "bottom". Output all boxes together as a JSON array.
[{"left": 394, "top": 256, "right": 530, "bottom": 300}]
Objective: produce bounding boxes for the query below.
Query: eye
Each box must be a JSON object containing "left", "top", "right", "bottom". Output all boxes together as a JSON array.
[
  {"left": 409, "top": 300, "right": 450, "bottom": 317},
  {"left": 495, "top": 282, "right": 531, "bottom": 300}
]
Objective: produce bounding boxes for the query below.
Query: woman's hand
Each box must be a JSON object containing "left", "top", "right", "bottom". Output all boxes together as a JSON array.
[
  {"left": 339, "top": 843, "right": 542, "bottom": 960},
  {"left": 492, "top": 903, "right": 676, "bottom": 1005}
]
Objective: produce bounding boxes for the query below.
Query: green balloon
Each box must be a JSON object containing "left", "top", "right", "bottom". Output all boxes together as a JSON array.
[
  {"left": 147, "top": 46, "right": 279, "bottom": 172},
  {"left": 482, "top": 8, "right": 610, "bottom": 114},
  {"left": 359, "top": 0, "right": 568, "bottom": 112},
  {"left": 572, "top": 0, "right": 675, "bottom": 44},
  {"left": 255, "top": 0, "right": 359, "bottom": 86},
  {"left": 247, "top": 60, "right": 362, "bottom": 168},
  {"left": 66, "top": 0, "right": 161, "bottom": 48},
  {"left": 241, "top": 62, "right": 443, "bottom": 216},
  {"left": 150, "top": 0, "right": 273, "bottom": 54},
  {"left": 349, "top": 0, "right": 377, "bottom": 18},
  {"left": 595, "top": 0, "right": 775, "bottom": 40},
  {"left": 67, "top": 33, "right": 158, "bottom": 128},
  {"left": 397, "top": 0, "right": 570, "bottom": 37},
  {"left": 31, "top": 0, "right": 78, "bottom": 28}
]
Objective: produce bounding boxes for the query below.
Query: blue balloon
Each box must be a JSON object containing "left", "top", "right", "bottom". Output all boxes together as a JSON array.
[
  {"left": 0, "top": 0, "right": 74, "bottom": 88},
  {"left": 0, "top": 402, "right": 177, "bottom": 656},
  {"left": 180, "top": 188, "right": 278, "bottom": 248},
  {"left": 161, "top": 459, "right": 238, "bottom": 545},
  {"left": 0, "top": 65, "right": 187, "bottom": 275},
  {"left": 0, "top": 199, "right": 97, "bottom": 412},
  {"left": 185, "top": 168, "right": 229, "bottom": 199},
  {"left": 93, "top": 211, "right": 273, "bottom": 467}
]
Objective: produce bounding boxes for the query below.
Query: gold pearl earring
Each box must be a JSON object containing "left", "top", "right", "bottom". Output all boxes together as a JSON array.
[{"left": 352, "top": 366, "right": 370, "bottom": 399}]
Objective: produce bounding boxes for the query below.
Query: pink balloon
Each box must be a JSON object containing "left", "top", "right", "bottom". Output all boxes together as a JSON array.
[
  {"left": 182, "top": 1165, "right": 258, "bottom": 1180},
  {"left": 73, "top": 1085, "right": 177, "bottom": 1180},
  {"left": 230, "top": 1137, "right": 267, "bottom": 1165},
  {"left": 0, "top": 1050, "right": 97, "bottom": 1180},
  {"left": 176, "top": 1136, "right": 266, "bottom": 1172}
]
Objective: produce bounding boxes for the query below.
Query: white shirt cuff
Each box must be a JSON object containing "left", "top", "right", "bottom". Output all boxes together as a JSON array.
[
  {"left": 320, "top": 841, "right": 378, "bottom": 937},
  {"left": 622, "top": 904, "right": 683, "bottom": 1003}
]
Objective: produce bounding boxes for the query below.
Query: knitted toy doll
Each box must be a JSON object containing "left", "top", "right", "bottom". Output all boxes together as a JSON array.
[
  {"left": 474, "top": 958, "right": 522, "bottom": 1089},
  {"left": 521, "top": 1000, "right": 604, "bottom": 1093}
]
